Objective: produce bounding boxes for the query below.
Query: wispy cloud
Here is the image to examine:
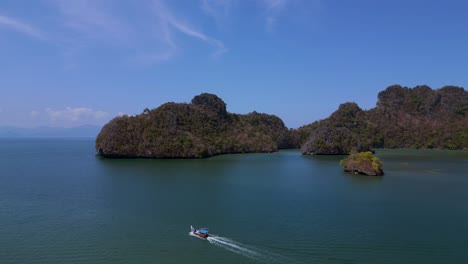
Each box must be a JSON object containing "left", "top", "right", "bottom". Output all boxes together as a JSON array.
[
  {"left": 1, "top": 0, "right": 318, "bottom": 65},
  {"left": 30, "top": 110, "right": 40, "bottom": 117},
  {"left": 262, "top": 0, "right": 288, "bottom": 32},
  {"left": 170, "top": 18, "right": 227, "bottom": 57},
  {"left": 45, "top": 107, "right": 108, "bottom": 122},
  {"left": 264, "top": 0, "right": 287, "bottom": 10},
  {"left": 133, "top": 0, "right": 177, "bottom": 64},
  {"left": 201, "top": 0, "right": 232, "bottom": 23},
  {"left": 262, "top": 0, "right": 322, "bottom": 32},
  {"left": 152, "top": 0, "right": 228, "bottom": 59},
  {"left": 0, "top": 15, "right": 47, "bottom": 40},
  {"left": 52, "top": 0, "right": 130, "bottom": 43},
  {"left": 48, "top": 0, "right": 227, "bottom": 64}
]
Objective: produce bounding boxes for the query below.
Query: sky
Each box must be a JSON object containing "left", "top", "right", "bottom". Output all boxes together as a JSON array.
[{"left": 0, "top": 0, "right": 467, "bottom": 128}]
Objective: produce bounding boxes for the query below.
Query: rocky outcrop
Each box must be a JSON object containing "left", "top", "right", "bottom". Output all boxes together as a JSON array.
[{"left": 340, "top": 151, "right": 384, "bottom": 176}]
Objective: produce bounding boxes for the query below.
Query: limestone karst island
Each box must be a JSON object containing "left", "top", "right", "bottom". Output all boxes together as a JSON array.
[{"left": 96, "top": 85, "right": 468, "bottom": 159}]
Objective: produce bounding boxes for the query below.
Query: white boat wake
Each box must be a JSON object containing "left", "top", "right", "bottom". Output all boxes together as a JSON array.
[
  {"left": 189, "top": 233, "right": 303, "bottom": 264},
  {"left": 207, "top": 235, "right": 264, "bottom": 261}
]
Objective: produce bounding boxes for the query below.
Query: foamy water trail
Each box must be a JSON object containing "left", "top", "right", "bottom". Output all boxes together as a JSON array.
[
  {"left": 193, "top": 234, "right": 304, "bottom": 264},
  {"left": 207, "top": 235, "right": 263, "bottom": 261}
]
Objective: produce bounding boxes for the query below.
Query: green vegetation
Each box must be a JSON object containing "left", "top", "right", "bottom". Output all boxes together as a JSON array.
[
  {"left": 298, "top": 85, "right": 468, "bottom": 153},
  {"left": 299, "top": 103, "right": 373, "bottom": 155},
  {"left": 340, "top": 151, "right": 384, "bottom": 176},
  {"left": 96, "top": 85, "right": 467, "bottom": 159},
  {"left": 96, "top": 93, "right": 294, "bottom": 158},
  {"left": 301, "top": 126, "right": 371, "bottom": 155}
]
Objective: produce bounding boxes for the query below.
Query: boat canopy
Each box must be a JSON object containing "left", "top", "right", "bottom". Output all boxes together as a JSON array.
[{"left": 198, "top": 229, "right": 209, "bottom": 234}]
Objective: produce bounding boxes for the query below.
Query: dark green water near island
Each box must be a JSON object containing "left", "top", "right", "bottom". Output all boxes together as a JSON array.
[{"left": 1, "top": 139, "right": 467, "bottom": 264}]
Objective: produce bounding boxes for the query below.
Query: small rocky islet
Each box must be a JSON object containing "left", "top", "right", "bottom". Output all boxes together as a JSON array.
[
  {"left": 96, "top": 84, "right": 467, "bottom": 174},
  {"left": 340, "top": 151, "right": 384, "bottom": 176}
]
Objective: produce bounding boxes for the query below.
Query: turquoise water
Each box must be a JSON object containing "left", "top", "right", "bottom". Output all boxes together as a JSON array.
[{"left": 0, "top": 139, "right": 467, "bottom": 263}]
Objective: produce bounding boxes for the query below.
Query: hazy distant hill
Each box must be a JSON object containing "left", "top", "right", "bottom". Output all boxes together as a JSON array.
[
  {"left": 298, "top": 85, "right": 468, "bottom": 152},
  {"left": 0, "top": 125, "right": 102, "bottom": 138}
]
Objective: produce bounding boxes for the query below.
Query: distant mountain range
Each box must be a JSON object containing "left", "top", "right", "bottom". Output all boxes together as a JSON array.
[{"left": 0, "top": 125, "right": 102, "bottom": 138}]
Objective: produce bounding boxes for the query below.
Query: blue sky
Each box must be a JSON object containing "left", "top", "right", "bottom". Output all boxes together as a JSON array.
[{"left": 0, "top": 0, "right": 467, "bottom": 128}]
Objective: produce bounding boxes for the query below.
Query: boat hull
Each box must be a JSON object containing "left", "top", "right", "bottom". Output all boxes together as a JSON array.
[
  {"left": 193, "top": 232, "right": 209, "bottom": 238},
  {"left": 191, "top": 225, "right": 209, "bottom": 239}
]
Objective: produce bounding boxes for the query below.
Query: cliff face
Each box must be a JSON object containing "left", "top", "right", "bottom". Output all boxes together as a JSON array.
[
  {"left": 298, "top": 85, "right": 468, "bottom": 153},
  {"left": 96, "top": 93, "right": 293, "bottom": 158},
  {"left": 298, "top": 102, "right": 375, "bottom": 155},
  {"left": 301, "top": 126, "right": 370, "bottom": 155},
  {"left": 369, "top": 85, "right": 468, "bottom": 149}
]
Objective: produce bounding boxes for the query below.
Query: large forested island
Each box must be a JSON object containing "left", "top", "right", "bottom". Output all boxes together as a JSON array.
[
  {"left": 96, "top": 93, "right": 295, "bottom": 158},
  {"left": 297, "top": 85, "right": 467, "bottom": 153},
  {"left": 96, "top": 85, "right": 467, "bottom": 158}
]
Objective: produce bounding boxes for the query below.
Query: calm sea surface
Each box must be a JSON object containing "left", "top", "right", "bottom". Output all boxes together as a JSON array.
[{"left": 0, "top": 139, "right": 467, "bottom": 264}]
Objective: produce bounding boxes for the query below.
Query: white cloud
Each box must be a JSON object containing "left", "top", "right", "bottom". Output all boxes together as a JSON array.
[
  {"left": 30, "top": 110, "right": 40, "bottom": 117},
  {"left": 0, "top": 15, "right": 47, "bottom": 40},
  {"left": 45, "top": 107, "right": 109, "bottom": 122}
]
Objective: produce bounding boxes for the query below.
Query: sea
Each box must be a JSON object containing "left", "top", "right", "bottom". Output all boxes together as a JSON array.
[{"left": 0, "top": 138, "right": 467, "bottom": 264}]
